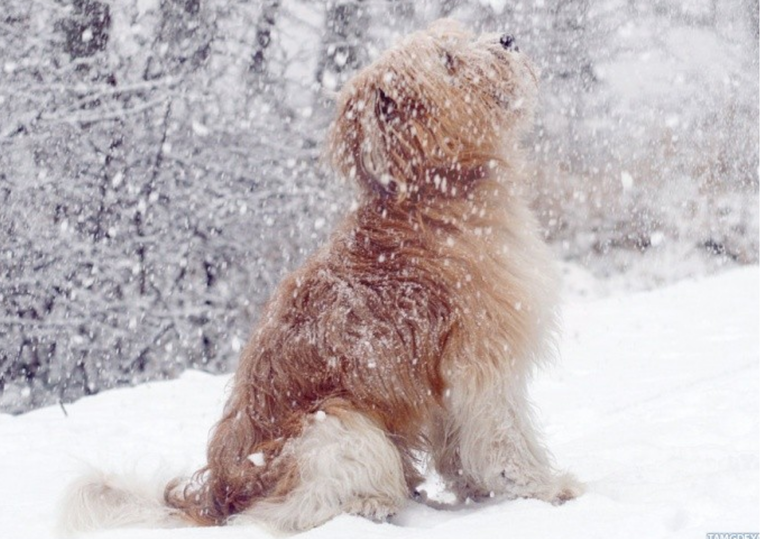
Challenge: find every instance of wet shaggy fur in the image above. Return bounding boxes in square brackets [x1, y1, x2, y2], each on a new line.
[59, 19, 581, 534]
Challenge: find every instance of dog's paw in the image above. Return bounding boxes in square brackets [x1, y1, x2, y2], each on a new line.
[343, 495, 400, 522]
[538, 472, 584, 505]
[495, 470, 584, 505]
[446, 476, 496, 503]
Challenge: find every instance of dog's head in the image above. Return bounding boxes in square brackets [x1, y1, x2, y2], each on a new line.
[327, 19, 538, 201]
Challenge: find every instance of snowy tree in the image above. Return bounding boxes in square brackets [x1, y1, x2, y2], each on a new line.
[0, 0, 757, 412]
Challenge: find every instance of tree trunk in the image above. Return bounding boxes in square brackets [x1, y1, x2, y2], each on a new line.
[316, 0, 368, 91]
[251, 0, 281, 77]
[60, 0, 110, 60]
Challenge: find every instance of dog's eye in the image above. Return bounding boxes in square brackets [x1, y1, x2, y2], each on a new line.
[442, 51, 456, 72]
[377, 88, 398, 120]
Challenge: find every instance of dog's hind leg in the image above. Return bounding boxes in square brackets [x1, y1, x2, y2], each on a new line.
[235, 400, 408, 531]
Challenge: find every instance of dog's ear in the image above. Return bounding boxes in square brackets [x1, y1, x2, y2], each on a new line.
[376, 88, 399, 121]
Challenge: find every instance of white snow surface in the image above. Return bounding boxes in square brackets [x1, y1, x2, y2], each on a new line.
[1, 267, 758, 538]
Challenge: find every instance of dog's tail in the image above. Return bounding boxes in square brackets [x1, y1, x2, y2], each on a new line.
[58, 392, 302, 533]
[57, 468, 186, 534]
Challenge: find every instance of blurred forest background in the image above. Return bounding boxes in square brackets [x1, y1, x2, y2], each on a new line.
[1, 0, 757, 413]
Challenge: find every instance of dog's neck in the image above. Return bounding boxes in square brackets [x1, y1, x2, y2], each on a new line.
[353, 165, 517, 239]
[362, 162, 512, 204]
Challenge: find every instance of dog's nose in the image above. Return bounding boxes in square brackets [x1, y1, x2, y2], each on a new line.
[499, 34, 519, 52]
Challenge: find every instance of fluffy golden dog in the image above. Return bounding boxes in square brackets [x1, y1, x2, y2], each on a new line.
[61, 19, 580, 533]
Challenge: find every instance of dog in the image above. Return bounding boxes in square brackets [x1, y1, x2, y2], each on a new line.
[59, 19, 581, 533]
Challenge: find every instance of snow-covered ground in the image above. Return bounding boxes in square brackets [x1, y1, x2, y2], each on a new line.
[1, 266, 757, 538]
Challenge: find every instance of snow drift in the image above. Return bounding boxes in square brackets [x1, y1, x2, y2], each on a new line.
[0, 266, 757, 538]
